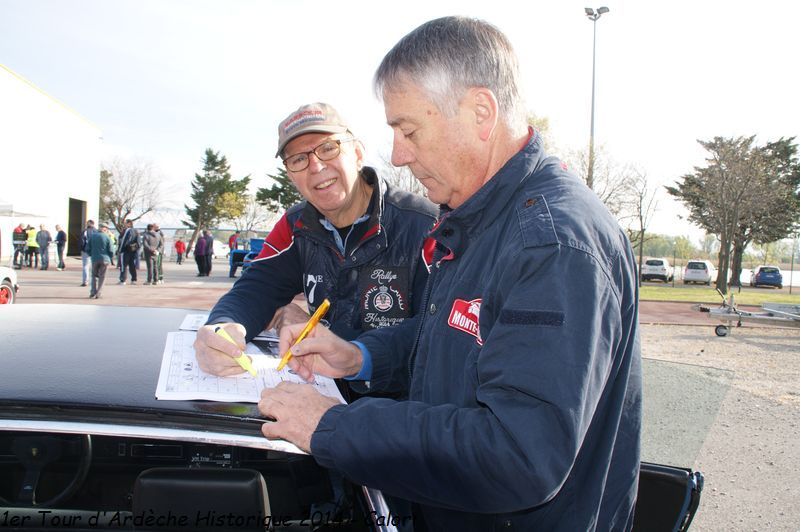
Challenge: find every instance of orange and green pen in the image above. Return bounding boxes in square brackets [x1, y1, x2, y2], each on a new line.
[276, 298, 331, 371]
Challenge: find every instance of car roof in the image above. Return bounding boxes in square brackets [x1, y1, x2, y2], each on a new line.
[0, 305, 267, 446]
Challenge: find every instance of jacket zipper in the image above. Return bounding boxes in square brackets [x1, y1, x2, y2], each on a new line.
[407, 256, 439, 382]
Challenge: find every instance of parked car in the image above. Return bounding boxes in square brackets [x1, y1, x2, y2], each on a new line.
[683, 260, 716, 285]
[0, 266, 19, 304]
[0, 304, 705, 532]
[750, 265, 783, 289]
[241, 237, 265, 271]
[641, 258, 673, 283]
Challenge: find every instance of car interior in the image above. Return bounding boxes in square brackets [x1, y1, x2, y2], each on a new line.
[0, 431, 376, 532]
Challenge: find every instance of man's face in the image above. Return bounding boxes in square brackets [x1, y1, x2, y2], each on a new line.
[283, 133, 364, 221]
[384, 82, 485, 209]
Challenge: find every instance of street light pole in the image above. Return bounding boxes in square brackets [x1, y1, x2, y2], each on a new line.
[585, 6, 610, 191]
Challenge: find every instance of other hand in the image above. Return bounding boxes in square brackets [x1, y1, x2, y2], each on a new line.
[268, 302, 312, 331]
[259, 382, 339, 453]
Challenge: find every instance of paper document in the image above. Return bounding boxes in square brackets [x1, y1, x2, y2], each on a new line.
[178, 313, 279, 341]
[156, 331, 344, 404]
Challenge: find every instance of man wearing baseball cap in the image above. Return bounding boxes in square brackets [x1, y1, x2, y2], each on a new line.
[195, 102, 438, 387]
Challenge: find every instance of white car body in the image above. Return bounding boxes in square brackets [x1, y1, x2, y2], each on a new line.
[0, 266, 19, 304]
[683, 260, 716, 285]
[641, 258, 673, 282]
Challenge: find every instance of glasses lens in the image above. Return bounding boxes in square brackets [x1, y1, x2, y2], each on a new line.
[315, 141, 341, 162]
[285, 153, 308, 172]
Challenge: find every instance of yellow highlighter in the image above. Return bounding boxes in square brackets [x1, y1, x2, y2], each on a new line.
[276, 298, 331, 371]
[214, 326, 257, 376]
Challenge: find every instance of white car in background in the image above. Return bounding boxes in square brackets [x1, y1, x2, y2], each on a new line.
[683, 260, 716, 285]
[0, 266, 19, 304]
[641, 258, 674, 283]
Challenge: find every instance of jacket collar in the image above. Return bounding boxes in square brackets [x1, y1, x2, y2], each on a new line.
[430, 129, 546, 257]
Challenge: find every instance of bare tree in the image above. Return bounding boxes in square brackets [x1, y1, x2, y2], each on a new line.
[623, 169, 658, 285]
[373, 151, 427, 197]
[700, 233, 719, 258]
[566, 145, 636, 218]
[222, 194, 281, 234]
[100, 157, 162, 233]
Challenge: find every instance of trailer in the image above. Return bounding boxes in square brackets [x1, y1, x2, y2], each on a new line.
[692, 290, 800, 336]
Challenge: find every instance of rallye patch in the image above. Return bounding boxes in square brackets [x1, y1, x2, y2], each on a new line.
[448, 298, 483, 345]
[358, 266, 410, 329]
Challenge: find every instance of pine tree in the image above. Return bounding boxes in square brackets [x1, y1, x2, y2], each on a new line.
[255, 168, 303, 212]
[184, 148, 251, 251]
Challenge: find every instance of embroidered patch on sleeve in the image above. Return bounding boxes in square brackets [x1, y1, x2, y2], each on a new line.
[500, 309, 564, 327]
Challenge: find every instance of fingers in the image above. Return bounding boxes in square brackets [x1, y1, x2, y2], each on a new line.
[258, 383, 338, 453]
[194, 323, 248, 376]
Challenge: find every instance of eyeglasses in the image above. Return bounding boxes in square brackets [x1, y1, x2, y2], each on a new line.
[282, 138, 355, 172]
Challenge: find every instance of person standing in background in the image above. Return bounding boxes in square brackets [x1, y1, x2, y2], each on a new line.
[12, 223, 27, 269]
[142, 223, 160, 285]
[174, 237, 186, 265]
[25, 225, 39, 269]
[36, 224, 52, 270]
[55, 224, 67, 270]
[194, 231, 208, 277]
[203, 230, 214, 276]
[154, 223, 165, 284]
[117, 219, 139, 285]
[86, 223, 114, 299]
[79, 220, 95, 286]
[228, 230, 239, 252]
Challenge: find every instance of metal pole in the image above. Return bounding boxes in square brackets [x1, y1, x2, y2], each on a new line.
[585, 7, 609, 190]
[790, 233, 797, 295]
[588, 17, 597, 190]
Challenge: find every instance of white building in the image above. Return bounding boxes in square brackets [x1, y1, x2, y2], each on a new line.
[0, 64, 102, 262]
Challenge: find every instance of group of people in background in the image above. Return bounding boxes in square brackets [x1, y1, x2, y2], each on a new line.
[10, 221, 220, 299]
[114, 219, 167, 286]
[12, 222, 66, 271]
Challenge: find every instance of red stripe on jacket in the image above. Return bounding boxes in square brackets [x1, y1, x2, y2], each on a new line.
[257, 213, 294, 259]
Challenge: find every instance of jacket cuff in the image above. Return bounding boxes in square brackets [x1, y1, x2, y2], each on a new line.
[310, 403, 348, 469]
[355, 333, 392, 390]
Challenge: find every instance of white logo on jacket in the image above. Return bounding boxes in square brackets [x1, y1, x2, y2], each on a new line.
[448, 298, 483, 345]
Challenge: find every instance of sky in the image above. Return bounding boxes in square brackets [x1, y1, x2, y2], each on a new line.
[2, 0, 799, 240]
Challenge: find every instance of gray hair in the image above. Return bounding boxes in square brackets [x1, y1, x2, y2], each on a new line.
[374, 16, 527, 132]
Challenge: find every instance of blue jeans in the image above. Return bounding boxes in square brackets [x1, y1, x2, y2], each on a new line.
[81, 252, 91, 284]
[57, 243, 65, 269]
[40, 247, 49, 269]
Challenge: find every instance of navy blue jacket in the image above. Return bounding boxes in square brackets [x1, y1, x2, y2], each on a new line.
[312, 134, 642, 531]
[208, 168, 438, 343]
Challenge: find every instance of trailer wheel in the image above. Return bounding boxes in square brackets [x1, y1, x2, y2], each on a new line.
[715, 325, 729, 337]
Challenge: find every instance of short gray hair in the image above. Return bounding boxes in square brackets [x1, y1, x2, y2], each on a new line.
[374, 16, 527, 131]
